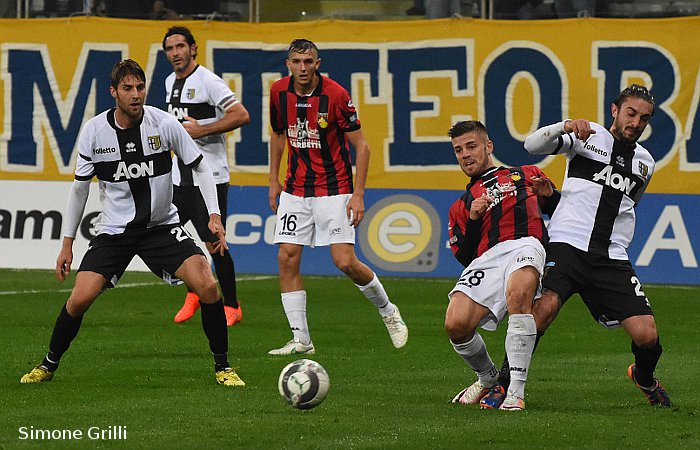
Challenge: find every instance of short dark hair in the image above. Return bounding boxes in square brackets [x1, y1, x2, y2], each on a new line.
[110, 59, 145, 89]
[448, 120, 489, 139]
[163, 26, 196, 51]
[287, 39, 319, 57]
[614, 84, 655, 116]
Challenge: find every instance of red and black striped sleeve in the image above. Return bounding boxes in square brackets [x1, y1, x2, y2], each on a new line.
[448, 191, 482, 268]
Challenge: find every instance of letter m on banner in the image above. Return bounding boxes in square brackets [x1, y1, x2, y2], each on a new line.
[1, 44, 122, 174]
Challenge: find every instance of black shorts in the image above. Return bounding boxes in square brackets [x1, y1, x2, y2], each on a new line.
[78, 224, 204, 288]
[172, 183, 229, 244]
[542, 242, 653, 328]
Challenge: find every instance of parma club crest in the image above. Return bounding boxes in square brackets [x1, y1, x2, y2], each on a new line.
[186, 89, 195, 100]
[639, 161, 649, 177]
[148, 135, 162, 151]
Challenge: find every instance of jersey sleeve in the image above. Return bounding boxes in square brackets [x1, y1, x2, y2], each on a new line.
[524, 120, 576, 158]
[74, 121, 96, 181]
[269, 81, 286, 133]
[448, 195, 482, 268]
[333, 87, 361, 132]
[206, 72, 239, 113]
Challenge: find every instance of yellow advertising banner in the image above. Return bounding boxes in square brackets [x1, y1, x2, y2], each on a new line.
[1, 16, 699, 193]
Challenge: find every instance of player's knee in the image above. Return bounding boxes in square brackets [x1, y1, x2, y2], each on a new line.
[196, 278, 220, 304]
[632, 328, 659, 348]
[66, 298, 90, 316]
[444, 315, 473, 342]
[505, 291, 534, 314]
[332, 254, 355, 275]
[277, 249, 300, 271]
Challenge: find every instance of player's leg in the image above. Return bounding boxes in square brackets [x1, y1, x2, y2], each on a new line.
[175, 253, 243, 386]
[268, 242, 316, 355]
[172, 186, 201, 323]
[494, 288, 558, 395]
[330, 243, 408, 349]
[204, 240, 241, 326]
[494, 243, 576, 400]
[208, 183, 241, 325]
[20, 272, 107, 384]
[582, 261, 670, 406]
[500, 265, 540, 410]
[142, 224, 242, 386]
[269, 192, 316, 355]
[622, 314, 671, 407]
[21, 233, 133, 384]
[445, 291, 498, 404]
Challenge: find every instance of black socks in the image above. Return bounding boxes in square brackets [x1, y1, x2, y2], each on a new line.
[211, 250, 238, 308]
[42, 304, 84, 372]
[631, 338, 662, 388]
[200, 298, 230, 371]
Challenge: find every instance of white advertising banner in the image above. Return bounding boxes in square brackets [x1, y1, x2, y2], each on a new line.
[0, 180, 150, 271]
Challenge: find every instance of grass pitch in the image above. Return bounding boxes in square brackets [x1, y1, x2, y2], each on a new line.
[1, 269, 698, 449]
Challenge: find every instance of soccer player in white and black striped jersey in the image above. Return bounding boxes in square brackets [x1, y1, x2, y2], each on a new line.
[20, 59, 244, 387]
[163, 26, 250, 327]
[521, 84, 671, 407]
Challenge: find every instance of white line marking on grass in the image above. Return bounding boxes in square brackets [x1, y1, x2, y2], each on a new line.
[0, 275, 277, 296]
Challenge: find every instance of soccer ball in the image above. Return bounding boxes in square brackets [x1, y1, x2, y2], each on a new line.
[278, 359, 330, 410]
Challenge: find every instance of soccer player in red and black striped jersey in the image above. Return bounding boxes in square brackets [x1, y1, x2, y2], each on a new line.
[446, 120, 559, 411]
[267, 39, 408, 355]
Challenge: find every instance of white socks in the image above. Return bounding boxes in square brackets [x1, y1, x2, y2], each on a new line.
[281, 290, 311, 344]
[505, 313, 537, 399]
[452, 332, 498, 386]
[357, 274, 396, 317]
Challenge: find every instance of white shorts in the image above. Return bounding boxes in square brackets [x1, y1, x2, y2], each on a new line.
[448, 236, 545, 331]
[273, 191, 355, 247]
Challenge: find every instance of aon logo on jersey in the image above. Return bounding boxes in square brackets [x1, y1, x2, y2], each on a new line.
[114, 161, 154, 181]
[168, 104, 188, 120]
[592, 165, 636, 195]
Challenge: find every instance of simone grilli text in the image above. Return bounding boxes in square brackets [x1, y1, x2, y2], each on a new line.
[18, 425, 127, 440]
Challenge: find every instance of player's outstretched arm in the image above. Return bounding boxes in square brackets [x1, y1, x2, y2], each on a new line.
[524, 119, 595, 155]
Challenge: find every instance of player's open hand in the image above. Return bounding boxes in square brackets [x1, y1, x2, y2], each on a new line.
[208, 214, 228, 256]
[346, 193, 365, 228]
[564, 119, 596, 141]
[182, 116, 205, 140]
[528, 176, 554, 197]
[469, 193, 494, 220]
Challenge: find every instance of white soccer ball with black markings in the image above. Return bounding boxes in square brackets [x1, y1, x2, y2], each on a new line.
[278, 359, 330, 410]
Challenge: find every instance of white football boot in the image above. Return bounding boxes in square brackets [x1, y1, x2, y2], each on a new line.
[451, 380, 492, 404]
[382, 307, 408, 349]
[268, 339, 315, 356]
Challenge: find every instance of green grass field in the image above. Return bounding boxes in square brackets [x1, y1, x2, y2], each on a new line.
[1, 269, 698, 449]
